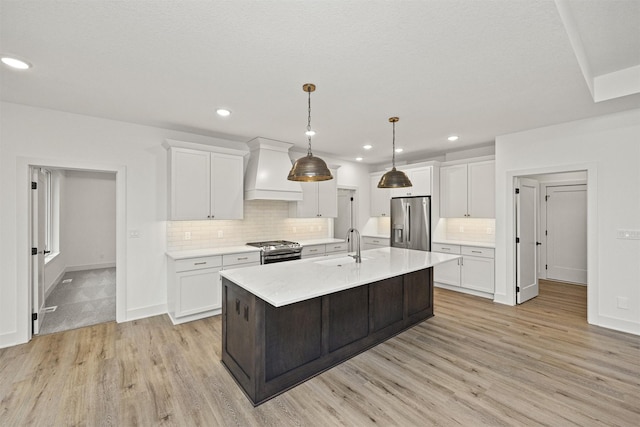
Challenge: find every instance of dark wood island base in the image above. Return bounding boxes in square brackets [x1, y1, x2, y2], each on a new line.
[221, 268, 433, 406]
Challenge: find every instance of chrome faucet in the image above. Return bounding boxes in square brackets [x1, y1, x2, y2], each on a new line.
[345, 227, 362, 263]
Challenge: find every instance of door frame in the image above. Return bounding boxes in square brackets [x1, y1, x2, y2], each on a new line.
[18, 156, 126, 343]
[335, 185, 359, 238]
[504, 162, 596, 325]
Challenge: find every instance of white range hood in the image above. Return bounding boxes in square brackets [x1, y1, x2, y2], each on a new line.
[244, 137, 303, 201]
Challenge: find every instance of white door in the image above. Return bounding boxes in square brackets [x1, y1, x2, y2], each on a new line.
[516, 178, 538, 303]
[546, 185, 587, 284]
[335, 189, 355, 242]
[31, 168, 47, 334]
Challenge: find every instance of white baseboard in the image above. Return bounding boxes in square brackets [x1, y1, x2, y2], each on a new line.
[594, 315, 640, 336]
[434, 282, 494, 299]
[66, 262, 116, 272]
[45, 269, 67, 299]
[126, 303, 167, 322]
[0, 330, 25, 350]
[167, 308, 221, 325]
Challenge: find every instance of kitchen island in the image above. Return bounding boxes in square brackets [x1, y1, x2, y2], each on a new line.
[219, 247, 460, 405]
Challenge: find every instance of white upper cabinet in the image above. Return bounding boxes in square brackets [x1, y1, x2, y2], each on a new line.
[440, 160, 495, 218]
[370, 172, 390, 217]
[169, 147, 244, 220]
[289, 169, 338, 218]
[390, 166, 432, 198]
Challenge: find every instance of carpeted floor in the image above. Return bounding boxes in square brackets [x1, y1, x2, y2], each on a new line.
[40, 267, 116, 335]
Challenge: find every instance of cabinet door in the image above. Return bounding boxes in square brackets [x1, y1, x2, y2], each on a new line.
[370, 173, 390, 217]
[461, 256, 494, 293]
[434, 258, 461, 286]
[409, 167, 432, 196]
[468, 160, 495, 218]
[290, 182, 319, 218]
[440, 164, 468, 218]
[211, 153, 244, 219]
[170, 148, 211, 220]
[317, 174, 337, 217]
[175, 267, 221, 317]
[390, 167, 431, 197]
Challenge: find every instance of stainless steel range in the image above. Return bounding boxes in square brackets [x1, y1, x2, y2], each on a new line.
[246, 240, 302, 264]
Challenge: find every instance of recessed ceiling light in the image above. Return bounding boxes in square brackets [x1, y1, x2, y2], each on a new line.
[395, 148, 403, 153]
[216, 108, 231, 117]
[363, 144, 372, 150]
[1, 56, 31, 70]
[447, 135, 459, 141]
[305, 130, 316, 136]
[355, 157, 363, 161]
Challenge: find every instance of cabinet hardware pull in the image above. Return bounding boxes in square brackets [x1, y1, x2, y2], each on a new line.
[243, 305, 249, 321]
[194, 262, 207, 265]
[237, 257, 248, 260]
[235, 299, 240, 314]
[441, 248, 450, 251]
[472, 250, 481, 253]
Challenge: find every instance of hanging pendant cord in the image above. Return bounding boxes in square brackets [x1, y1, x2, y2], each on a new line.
[391, 120, 396, 168]
[307, 88, 313, 156]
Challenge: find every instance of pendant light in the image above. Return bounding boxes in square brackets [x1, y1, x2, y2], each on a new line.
[288, 83, 333, 182]
[378, 117, 412, 188]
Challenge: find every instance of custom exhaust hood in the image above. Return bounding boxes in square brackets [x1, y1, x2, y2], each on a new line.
[244, 138, 303, 201]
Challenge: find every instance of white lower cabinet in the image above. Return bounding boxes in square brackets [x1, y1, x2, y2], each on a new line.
[301, 242, 348, 259]
[362, 236, 390, 250]
[167, 251, 260, 324]
[433, 243, 494, 298]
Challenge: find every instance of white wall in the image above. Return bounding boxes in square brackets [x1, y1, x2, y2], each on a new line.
[0, 102, 374, 348]
[0, 102, 245, 348]
[62, 170, 116, 269]
[495, 109, 640, 335]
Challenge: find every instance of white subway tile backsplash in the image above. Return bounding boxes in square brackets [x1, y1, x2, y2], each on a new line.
[167, 200, 330, 251]
[444, 218, 495, 243]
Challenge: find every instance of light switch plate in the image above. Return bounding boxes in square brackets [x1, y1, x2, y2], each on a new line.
[616, 229, 640, 240]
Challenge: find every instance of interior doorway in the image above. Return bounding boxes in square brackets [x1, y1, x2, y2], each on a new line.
[335, 188, 357, 248]
[514, 171, 588, 309]
[29, 167, 118, 335]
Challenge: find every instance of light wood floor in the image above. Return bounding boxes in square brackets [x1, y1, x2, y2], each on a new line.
[1, 281, 638, 426]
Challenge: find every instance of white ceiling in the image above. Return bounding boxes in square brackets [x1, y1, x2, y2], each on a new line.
[1, 0, 639, 165]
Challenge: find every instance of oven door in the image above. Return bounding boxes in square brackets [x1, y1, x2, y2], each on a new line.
[262, 252, 302, 264]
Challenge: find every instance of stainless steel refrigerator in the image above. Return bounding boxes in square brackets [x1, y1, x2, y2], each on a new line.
[390, 196, 431, 251]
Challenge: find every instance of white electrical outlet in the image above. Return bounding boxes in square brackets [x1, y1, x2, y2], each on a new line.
[184, 231, 191, 240]
[293, 227, 297, 233]
[459, 226, 464, 232]
[617, 296, 629, 310]
[217, 230, 224, 238]
[486, 228, 492, 234]
[129, 230, 141, 238]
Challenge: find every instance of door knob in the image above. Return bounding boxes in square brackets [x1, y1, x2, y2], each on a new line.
[536, 242, 542, 246]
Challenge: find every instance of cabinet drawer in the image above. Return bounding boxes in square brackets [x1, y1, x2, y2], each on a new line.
[326, 242, 348, 253]
[223, 252, 261, 267]
[461, 246, 494, 258]
[302, 245, 326, 257]
[363, 237, 390, 246]
[432, 243, 461, 254]
[175, 256, 222, 272]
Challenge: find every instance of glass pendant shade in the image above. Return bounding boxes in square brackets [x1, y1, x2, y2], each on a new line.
[288, 83, 333, 182]
[378, 167, 412, 188]
[288, 153, 333, 181]
[378, 116, 412, 188]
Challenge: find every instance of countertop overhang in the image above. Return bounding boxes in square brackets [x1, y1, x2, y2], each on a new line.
[220, 247, 460, 307]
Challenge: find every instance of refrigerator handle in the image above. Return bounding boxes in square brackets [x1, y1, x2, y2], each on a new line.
[407, 204, 411, 243]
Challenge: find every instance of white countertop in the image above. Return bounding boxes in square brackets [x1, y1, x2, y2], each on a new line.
[166, 245, 260, 260]
[297, 238, 346, 246]
[362, 234, 390, 239]
[220, 247, 460, 307]
[432, 239, 495, 248]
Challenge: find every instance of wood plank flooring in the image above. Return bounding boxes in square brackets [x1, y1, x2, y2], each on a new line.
[1, 281, 638, 426]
